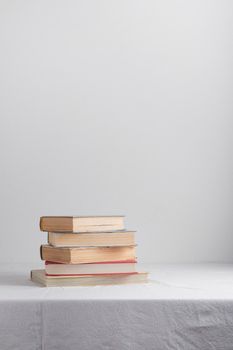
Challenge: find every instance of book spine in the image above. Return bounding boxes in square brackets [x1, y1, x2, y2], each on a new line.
[39, 217, 44, 231]
[40, 245, 43, 260]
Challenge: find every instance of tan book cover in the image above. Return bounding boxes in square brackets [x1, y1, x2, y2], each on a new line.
[40, 245, 136, 264]
[40, 216, 125, 233]
[45, 261, 137, 275]
[48, 231, 135, 247]
[31, 269, 148, 287]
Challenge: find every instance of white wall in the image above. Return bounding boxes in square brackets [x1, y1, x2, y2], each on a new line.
[0, 0, 233, 263]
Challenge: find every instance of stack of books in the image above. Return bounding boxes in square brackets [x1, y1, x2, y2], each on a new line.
[31, 216, 148, 287]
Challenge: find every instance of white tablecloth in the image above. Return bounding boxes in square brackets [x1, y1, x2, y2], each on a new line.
[1, 263, 233, 349]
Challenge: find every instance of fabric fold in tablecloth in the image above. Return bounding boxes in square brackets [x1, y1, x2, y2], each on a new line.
[1, 299, 233, 350]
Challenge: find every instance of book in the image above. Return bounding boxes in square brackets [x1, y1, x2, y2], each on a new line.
[40, 245, 136, 264]
[31, 269, 148, 287]
[48, 231, 135, 247]
[45, 260, 137, 275]
[40, 216, 124, 233]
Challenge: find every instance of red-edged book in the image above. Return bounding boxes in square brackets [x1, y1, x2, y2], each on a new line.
[45, 260, 137, 276]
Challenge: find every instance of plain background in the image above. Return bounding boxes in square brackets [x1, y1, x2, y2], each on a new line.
[0, 0, 233, 263]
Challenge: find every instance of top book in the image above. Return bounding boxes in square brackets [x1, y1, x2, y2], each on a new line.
[40, 216, 125, 233]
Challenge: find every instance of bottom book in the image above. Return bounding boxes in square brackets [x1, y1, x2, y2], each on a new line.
[31, 269, 148, 287]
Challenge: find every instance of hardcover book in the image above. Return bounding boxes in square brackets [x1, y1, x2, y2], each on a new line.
[31, 269, 148, 287]
[41, 245, 136, 264]
[45, 260, 137, 275]
[40, 216, 124, 233]
[48, 231, 135, 247]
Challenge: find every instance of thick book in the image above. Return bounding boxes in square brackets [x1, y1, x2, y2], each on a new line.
[48, 231, 135, 247]
[40, 245, 136, 264]
[31, 269, 148, 287]
[40, 216, 124, 233]
[45, 260, 137, 275]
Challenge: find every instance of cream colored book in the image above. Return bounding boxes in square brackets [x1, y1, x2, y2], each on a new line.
[31, 269, 148, 287]
[45, 261, 137, 275]
[48, 231, 135, 247]
[41, 245, 136, 264]
[40, 216, 124, 233]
